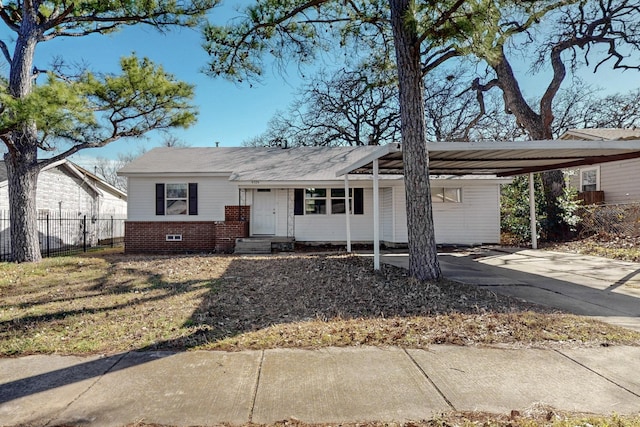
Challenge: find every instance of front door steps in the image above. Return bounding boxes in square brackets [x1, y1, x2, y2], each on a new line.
[234, 237, 295, 254]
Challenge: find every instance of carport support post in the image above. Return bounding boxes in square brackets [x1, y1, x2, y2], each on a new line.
[373, 159, 380, 270]
[344, 174, 351, 253]
[529, 172, 538, 249]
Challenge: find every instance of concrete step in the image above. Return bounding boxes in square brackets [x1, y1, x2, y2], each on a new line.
[234, 238, 272, 254]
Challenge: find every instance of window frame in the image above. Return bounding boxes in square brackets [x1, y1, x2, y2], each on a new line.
[431, 187, 462, 203]
[294, 188, 363, 216]
[304, 188, 328, 215]
[580, 166, 600, 192]
[165, 183, 189, 215]
[155, 183, 198, 216]
[329, 188, 354, 215]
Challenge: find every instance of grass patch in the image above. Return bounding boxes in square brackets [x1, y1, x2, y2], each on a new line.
[1, 251, 639, 356]
[550, 235, 640, 263]
[128, 411, 640, 427]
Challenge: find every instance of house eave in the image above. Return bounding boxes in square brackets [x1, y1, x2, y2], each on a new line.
[118, 171, 233, 178]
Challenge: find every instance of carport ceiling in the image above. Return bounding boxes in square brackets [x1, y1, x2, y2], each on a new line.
[339, 140, 640, 177]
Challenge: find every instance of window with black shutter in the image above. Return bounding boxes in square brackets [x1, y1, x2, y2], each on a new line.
[353, 188, 364, 215]
[188, 183, 198, 215]
[294, 189, 304, 215]
[155, 183, 198, 215]
[155, 183, 165, 215]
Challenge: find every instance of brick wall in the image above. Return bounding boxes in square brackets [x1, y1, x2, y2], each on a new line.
[214, 220, 250, 252]
[225, 205, 251, 222]
[125, 222, 216, 254]
[125, 205, 251, 254]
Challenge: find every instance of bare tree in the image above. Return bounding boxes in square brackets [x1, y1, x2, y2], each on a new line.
[465, 0, 640, 239]
[246, 66, 400, 147]
[93, 153, 137, 192]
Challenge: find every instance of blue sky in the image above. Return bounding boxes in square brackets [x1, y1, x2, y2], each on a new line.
[28, 2, 308, 164]
[2, 1, 638, 167]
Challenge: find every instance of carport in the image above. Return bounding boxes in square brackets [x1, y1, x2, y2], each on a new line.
[336, 140, 640, 269]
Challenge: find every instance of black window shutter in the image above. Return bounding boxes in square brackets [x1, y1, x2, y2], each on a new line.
[294, 189, 304, 215]
[155, 183, 165, 216]
[354, 188, 364, 215]
[188, 183, 198, 215]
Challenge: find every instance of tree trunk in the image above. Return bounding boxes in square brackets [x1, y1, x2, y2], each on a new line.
[491, 49, 565, 241]
[5, 19, 43, 262]
[389, 0, 441, 281]
[5, 134, 42, 262]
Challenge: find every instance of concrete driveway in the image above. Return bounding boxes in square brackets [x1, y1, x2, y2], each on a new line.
[381, 248, 640, 332]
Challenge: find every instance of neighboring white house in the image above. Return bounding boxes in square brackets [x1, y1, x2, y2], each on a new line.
[118, 145, 510, 254]
[560, 128, 640, 204]
[0, 159, 127, 216]
[0, 159, 127, 256]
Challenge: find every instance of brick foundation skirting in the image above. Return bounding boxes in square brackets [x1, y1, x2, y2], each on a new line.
[125, 220, 249, 254]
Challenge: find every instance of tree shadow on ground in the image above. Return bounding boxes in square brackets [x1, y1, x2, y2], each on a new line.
[138, 253, 552, 350]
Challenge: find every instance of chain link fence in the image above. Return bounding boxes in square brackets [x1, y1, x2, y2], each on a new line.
[0, 211, 126, 261]
[576, 203, 640, 238]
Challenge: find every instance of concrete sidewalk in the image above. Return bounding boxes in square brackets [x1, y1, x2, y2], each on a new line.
[2, 345, 640, 426]
[382, 248, 640, 331]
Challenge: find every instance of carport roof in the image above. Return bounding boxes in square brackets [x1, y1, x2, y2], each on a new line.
[336, 140, 640, 177]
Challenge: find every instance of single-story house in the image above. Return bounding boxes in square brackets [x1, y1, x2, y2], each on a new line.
[0, 159, 127, 255]
[560, 128, 640, 204]
[118, 145, 510, 254]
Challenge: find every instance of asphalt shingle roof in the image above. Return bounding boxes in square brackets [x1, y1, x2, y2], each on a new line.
[118, 146, 383, 181]
[560, 128, 640, 141]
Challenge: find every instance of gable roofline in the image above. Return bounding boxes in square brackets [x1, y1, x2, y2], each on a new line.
[0, 159, 127, 199]
[68, 161, 127, 199]
[559, 128, 640, 141]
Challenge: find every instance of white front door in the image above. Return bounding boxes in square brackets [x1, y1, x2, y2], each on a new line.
[253, 189, 276, 235]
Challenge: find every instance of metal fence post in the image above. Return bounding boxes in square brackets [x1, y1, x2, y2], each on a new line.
[46, 214, 50, 258]
[111, 215, 114, 248]
[83, 215, 87, 253]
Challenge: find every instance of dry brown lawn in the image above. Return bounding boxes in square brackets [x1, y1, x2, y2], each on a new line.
[1, 249, 639, 356]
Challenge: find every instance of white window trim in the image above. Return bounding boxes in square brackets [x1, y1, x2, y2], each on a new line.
[304, 188, 353, 215]
[166, 183, 188, 216]
[431, 187, 463, 203]
[580, 166, 600, 192]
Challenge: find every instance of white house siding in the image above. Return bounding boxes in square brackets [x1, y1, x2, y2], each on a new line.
[599, 158, 640, 204]
[99, 188, 127, 216]
[387, 182, 501, 245]
[39, 168, 96, 215]
[569, 159, 640, 204]
[0, 167, 101, 215]
[0, 186, 7, 211]
[127, 176, 239, 221]
[294, 188, 379, 242]
[382, 188, 394, 242]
